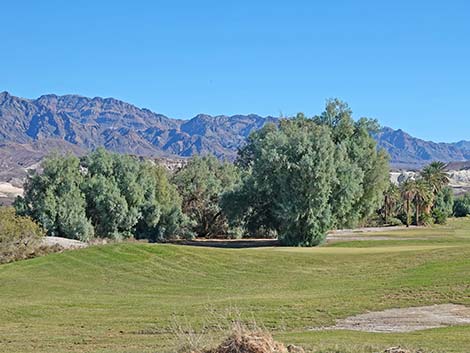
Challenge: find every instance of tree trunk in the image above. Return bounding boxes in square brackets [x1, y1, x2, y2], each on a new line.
[406, 199, 410, 227]
[416, 205, 420, 226]
[384, 196, 388, 225]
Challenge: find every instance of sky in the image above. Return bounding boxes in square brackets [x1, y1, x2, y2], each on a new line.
[1, 0, 469, 142]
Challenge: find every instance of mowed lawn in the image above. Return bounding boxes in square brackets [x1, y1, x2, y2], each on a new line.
[1, 219, 470, 353]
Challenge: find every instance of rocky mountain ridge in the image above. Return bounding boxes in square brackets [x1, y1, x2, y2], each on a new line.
[1, 91, 469, 183]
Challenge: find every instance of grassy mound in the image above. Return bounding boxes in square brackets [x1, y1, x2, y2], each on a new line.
[0, 219, 470, 352]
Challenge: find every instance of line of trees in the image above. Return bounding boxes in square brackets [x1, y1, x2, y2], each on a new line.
[381, 162, 453, 226]
[15, 149, 186, 241]
[12, 100, 463, 246]
[14, 100, 390, 246]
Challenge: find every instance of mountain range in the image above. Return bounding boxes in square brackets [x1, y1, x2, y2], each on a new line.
[1, 91, 469, 183]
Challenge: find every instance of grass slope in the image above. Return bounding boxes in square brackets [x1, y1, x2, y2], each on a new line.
[1, 219, 470, 352]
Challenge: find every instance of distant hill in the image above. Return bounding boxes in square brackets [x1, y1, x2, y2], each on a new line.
[1, 91, 469, 183]
[375, 127, 470, 170]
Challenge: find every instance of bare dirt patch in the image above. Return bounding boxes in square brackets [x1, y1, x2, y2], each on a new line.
[317, 304, 470, 333]
[327, 226, 427, 242]
[172, 226, 429, 248]
[42, 236, 88, 249]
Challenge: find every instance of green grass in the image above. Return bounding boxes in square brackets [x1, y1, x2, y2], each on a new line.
[1, 219, 470, 352]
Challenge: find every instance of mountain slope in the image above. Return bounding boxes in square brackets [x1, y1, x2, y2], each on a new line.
[1, 91, 469, 183]
[375, 127, 470, 169]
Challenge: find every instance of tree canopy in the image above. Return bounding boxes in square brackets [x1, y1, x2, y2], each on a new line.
[223, 100, 389, 246]
[173, 155, 241, 238]
[15, 149, 184, 241]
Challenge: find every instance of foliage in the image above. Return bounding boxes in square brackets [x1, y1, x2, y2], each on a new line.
[15, 149, 184, 241]
[399, 179, 416, 227]
[393, 161, 452, 226]
[224, 100, 389, 246]
[173, 155, 241, 238]
[453, 193, 470, 217]
[386, 216, 403, 226]
[381, 183, 401, 225]
[432, 187, 454, 224]
[413, 179, 434, 226]
[0, 207, 45, 264]
[14, 154, 94, 241]
[313, 101, 390, 227]
[421, 161, 449, 193]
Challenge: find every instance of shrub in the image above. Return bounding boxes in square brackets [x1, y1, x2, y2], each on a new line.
[0, 207, 45, 264]
[432, 209, 448, 225]
[387, 217, 403, 226]
[453, 193, 470, 217]
[432, 187, 454, 224]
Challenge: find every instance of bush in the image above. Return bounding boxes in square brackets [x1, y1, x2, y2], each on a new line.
[0, 207, 45, 264]
[454, 193, 470, 217]
[432, 187, 454, 224]
[387, 217, 403, 226]
[432, 209, 448, 224]
[417, 212, 434, 226]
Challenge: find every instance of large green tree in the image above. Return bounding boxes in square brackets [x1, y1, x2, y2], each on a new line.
[314, 99, 389, 228]
[225, 100, 389, 246]
[16, 149, 184, 241]
[15, 154, 94, 241]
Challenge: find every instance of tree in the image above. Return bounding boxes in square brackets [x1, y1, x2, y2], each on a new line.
[418, 161, 451, 224]
[136, 163, 186, 241]
[382, 183, 400, 225]
[453, 193, 470, 217]
[413, 180, 434, 226]
[225, 101, 389, 246]
[421, 161, 449, 193]
[173, 155, 240, 238]
[432, 186, 454, 224]
[84, 174, 131, 239]
[15, 154, 94, 241]
[229, 117, 336, 245]
[400, 179, 416, 227]
[16, 149, 185, 241]
[314, 100, 389, 228]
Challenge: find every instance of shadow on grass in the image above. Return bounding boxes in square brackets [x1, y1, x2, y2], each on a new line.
[168, 238, 280, 249]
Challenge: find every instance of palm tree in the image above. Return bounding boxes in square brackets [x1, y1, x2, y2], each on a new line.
[421, 161, 449, 194]
[413, 180, 434, 226]
[400, 179, 416, 227]
[383, 183, 400, 224]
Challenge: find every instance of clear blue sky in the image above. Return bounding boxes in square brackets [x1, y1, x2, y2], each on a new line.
[1, 0, 469, 142]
